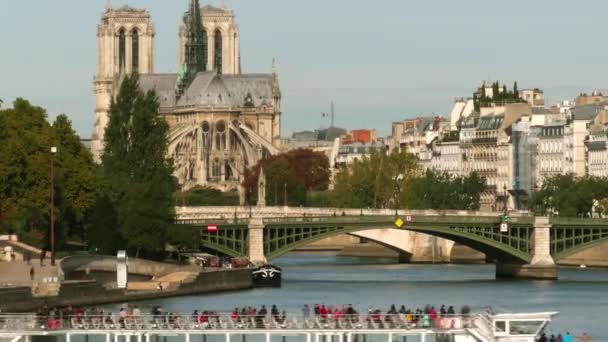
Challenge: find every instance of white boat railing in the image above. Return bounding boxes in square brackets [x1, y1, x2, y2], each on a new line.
[0, 313, 474, 332]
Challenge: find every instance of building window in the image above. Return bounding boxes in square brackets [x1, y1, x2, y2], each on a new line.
[202, 30, 208, 71]
[214, 30, 222, 73]
[215, 120, 226, 150]
[132, 29, 139, 72]
[118, 28, 126, 73]
[212, 159, 221, 178]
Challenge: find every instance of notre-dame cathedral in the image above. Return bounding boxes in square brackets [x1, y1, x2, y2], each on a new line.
[91, 0, 282, 193]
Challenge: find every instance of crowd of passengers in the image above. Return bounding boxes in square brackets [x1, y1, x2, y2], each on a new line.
[302, 304, 469, 328]
[29, 303, 471, 330]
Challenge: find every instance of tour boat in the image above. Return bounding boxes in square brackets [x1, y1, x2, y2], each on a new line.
[0, 310, 560, 342]
[252, 264, 282, 287]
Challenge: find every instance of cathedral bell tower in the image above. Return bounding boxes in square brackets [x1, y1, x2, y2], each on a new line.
[92, 3, 156, 162]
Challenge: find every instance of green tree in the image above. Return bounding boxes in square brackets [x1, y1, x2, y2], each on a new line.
[529, 174, 608, 217]
[243, 149, 330, 205]
[100, 74, 176, 255]
[404, 170, 485, 210]
[265, 159, 306, 206]
[331, 149, 419, 209]
[513, 81, 519, 98]
[0, 99, 98, 247]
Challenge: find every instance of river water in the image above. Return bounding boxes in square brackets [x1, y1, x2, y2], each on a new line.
[109, 252, 608, 340]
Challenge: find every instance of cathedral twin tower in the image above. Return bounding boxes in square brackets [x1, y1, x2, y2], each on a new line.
[92, 0, 282, 192]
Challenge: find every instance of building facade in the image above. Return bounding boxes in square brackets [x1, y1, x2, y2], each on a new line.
[92, 1, 282, 193]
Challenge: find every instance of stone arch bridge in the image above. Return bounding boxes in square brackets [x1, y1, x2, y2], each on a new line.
[176, 207, 608, 279]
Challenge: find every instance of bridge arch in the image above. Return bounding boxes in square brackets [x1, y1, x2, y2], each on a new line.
[262, 219, 532, 263]
[195, 216, 534, 264]
[550, 219, 608, 262]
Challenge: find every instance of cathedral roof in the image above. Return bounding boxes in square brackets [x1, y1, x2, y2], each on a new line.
[140, 72, 275, 110]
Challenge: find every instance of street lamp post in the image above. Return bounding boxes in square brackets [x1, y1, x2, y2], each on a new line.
[50, 146, 57, 266]
[502, 184, 508, 214]
[393, 174, 404, 217]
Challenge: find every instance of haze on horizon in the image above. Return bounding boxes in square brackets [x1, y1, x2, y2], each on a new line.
[1, 0, 607, 137]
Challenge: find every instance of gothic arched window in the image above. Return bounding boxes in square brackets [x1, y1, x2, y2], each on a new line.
[214, 30, 223, 74]
[212, 159, 221, 178]
[132, 28, 139, 72]
[118, 28, 126, 74]
[202, 30, 208, 71]
[215, 120, 227, 151]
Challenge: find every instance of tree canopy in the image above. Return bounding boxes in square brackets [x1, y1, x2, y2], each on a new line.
[0, 99, 98, 247]
[243, 149, 330, 206]
[331, 149, 419, 209]
[529, 174, 608, 217]
[331, 150, 486, 210]
[405, 169, 486, 211]
[93, 74, 176, 255]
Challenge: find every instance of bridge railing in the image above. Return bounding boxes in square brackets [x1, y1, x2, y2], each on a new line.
[0, 313, 475, 332]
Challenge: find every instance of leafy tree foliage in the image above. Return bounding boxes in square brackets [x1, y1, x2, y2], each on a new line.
[529, 174, 608, 217]
[243, 149, 330, 205]
[330, 149, 419, 209]
[175, 186, 239, 206]
[99, 74, 176, 254]
[264, 159, 306, 206]
[475, 81, 524, 109]
[405, 170, 486, 210]
[0, 99, 98, 247]
[331, 150, 486, 210]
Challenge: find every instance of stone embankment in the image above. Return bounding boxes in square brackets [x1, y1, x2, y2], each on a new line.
[0, 255, 253, 312]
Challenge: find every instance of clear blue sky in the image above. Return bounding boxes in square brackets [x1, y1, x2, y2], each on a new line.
[1, 0, 607, 137]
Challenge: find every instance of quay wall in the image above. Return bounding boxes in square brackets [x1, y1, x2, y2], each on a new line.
[0, 269, 252, 312]
[60, 255, 200, 277]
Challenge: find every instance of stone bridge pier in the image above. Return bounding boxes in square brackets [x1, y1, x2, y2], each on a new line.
[248, 218, 267, 265]
[496, 217, 558, 280]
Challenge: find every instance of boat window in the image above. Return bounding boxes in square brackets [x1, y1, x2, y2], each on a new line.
[509, 320, 544, 335]
[495, 320, 507, 333]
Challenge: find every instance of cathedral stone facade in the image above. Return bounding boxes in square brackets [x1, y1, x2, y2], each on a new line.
[92, 0, 282, 193]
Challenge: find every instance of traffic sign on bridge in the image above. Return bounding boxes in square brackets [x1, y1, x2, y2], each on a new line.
[394, 215, 413, 228]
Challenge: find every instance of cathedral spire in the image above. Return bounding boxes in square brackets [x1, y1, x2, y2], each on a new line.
[184, 0, 206, 74]
[177, 0, 207, 97]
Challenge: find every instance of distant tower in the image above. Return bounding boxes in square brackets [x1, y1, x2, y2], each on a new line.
[92, 4, 155, 161]
[183, 0, 206, 73]
[179, 1, 241, 75]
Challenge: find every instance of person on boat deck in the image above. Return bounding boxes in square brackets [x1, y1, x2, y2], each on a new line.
[563, 332, 573, 342]
[578, 332, 591, 342]
[231, 309, 238, 321]
[302, 304, 310, 318]
[549, 334, 556, 342]
[422, 313, 430, 328]
[447, 306, 455, 315]
[556, 334, 563, 342]
[429, 307, 437, 321]
[538, 333, 548, 342]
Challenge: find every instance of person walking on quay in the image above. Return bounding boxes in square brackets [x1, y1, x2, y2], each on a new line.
[39, 249, 46, 267]
[30, 266, 35, 281]
[25, 252, 31, 265]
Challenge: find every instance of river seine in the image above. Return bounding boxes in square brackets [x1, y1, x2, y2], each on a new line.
[110, 252, 608, 340]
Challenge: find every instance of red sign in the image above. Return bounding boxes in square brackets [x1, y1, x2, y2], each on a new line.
[207, 224, 218, 232]
[405, 215, 413, 223]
